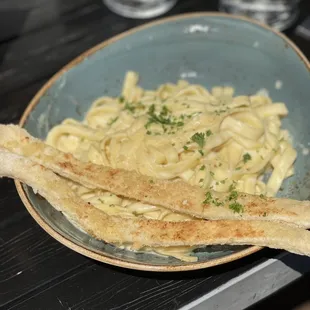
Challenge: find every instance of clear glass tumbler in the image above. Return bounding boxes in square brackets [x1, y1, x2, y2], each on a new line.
[103, 0, 178, 19]
[219, 0, 300, 31]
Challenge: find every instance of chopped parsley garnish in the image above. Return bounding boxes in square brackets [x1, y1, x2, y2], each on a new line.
[235, 167, 241, 171]
[199, 178, 204, 183]
[229, 202, 244, 213]
[203, 191, 224, 206]
[149, 179, 154, 184]
[124, 103, 136, 113]
[226, 182, 244, 213]
[229, 190, 238, 201]
[215, 109, 227, 115]
[206, 130, 213, 137]
[198, 150, 204, 156]
[220, 179, 226, 184]
[263, 212, 267, 217]
[119, 96, 125, 103]
[213, 198, 224, 207]
[148, 104, 155, 114]
[200, 165, 206, 171]
[161, 105, 170, 116]
[183, 145, 189, 151]
[229, 183, 236, 192]
[203, 191, 213, 204]
[145, 104, 185, 132]
[243, 153, 252, 163]
[135, 101, 145, 110]
[108, 117, 118, 126]
[191, 132, 206, 148]
[259, 194, 267, 200]
[210, 171, 215, 177]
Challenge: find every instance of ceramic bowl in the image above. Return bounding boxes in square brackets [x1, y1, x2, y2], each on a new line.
[16, 13, 310, 272]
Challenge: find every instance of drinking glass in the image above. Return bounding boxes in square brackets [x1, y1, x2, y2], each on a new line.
[219, 0, 301, 31]
[103, 0, 178, 19]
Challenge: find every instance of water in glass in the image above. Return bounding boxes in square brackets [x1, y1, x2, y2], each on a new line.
[103, 0, 178, 19]
[219, 0, 300, 30]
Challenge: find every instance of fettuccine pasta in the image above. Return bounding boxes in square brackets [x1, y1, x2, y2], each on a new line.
[46, 71, 296, 261]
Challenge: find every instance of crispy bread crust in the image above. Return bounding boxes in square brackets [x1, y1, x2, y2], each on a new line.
[1, 125, 310, 228]
[1, 149, 310, 256]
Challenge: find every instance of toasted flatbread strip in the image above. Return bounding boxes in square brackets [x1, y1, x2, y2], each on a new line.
[2, 148, 310, 257]
[1, 124, 310, 228]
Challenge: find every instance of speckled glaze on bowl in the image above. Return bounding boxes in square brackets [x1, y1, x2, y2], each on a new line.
[16, 13, 310, 272]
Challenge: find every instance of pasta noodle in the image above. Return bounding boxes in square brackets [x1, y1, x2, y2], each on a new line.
[46, 71, 297, 261]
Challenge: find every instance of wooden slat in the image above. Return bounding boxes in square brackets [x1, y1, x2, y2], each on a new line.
[0, 0, 214, 96]
[0, 78, 91, 308]
[0, 179, 91, 308]
[0, 0, 97, 41]
[7, 252, 270, 310]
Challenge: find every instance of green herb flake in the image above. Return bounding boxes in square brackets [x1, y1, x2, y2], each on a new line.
[191, 132, 206, 149]
[183, 145, 189, 151]
[229, 184, 236, 192]
[149, 179, 154, 184]
[108, 117, 118, 126]
[199, 178, 204, 183]
[160, 105, 170, 116]
[263, 212, 267, 217]
[220, 180, 226, 184]
[229, 190, 238, 201]
[145, 104, 184, 130]
[148, 104, 155, 114]
[136, 101, 145, 110]
[236, 167, 242, 171]
[229, 202, 244, 213]
[200, 165, 206, 171]
[124, 103, 136, 113]
[210, 171, 215, 177]
[243, 153, 252, 163]
[119, 96, 125, 103]
[198, 150, 204, 156]
[212, 198, 224, 207]
[259, 194, 267, 200]
[206, 130, 213, 137]
[203, 191, 213, 204]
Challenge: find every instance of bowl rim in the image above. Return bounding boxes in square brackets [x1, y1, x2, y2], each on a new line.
[15, 12, 310, 272]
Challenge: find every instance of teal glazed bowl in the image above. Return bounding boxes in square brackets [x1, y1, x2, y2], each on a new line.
[16, 13, 310, 272]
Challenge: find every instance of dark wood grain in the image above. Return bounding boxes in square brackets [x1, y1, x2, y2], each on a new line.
[0, 0, 96, 41]
[0, 0, 216, 96]
[6, 251, 273, 310]
[0, 179, 92, 308]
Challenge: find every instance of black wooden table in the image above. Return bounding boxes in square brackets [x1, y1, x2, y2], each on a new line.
[1, 1, 310, 309]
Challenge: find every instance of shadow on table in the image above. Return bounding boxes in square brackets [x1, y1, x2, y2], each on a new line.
[93, 249, 310, 282]
[0, 9, 29, 63]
